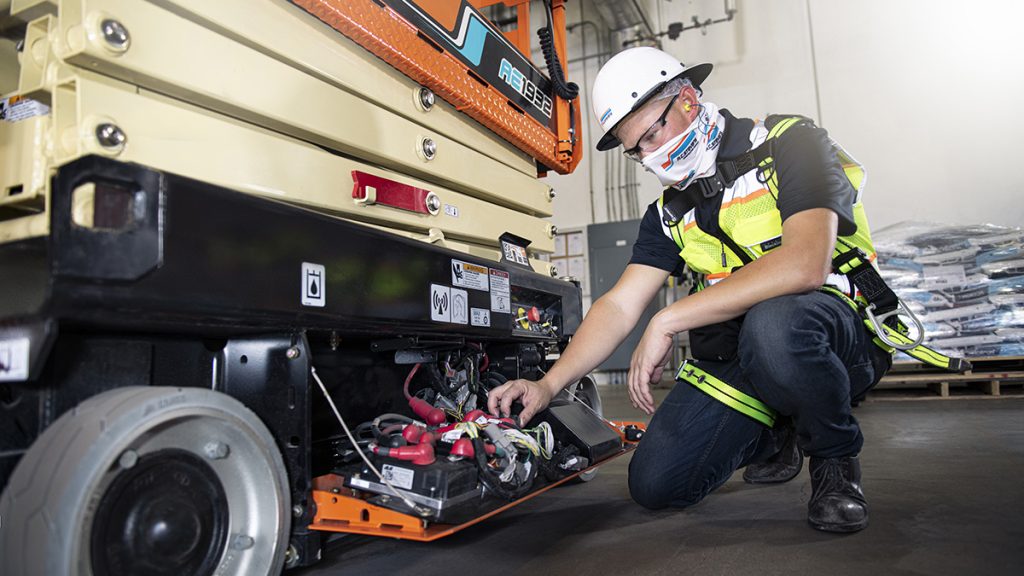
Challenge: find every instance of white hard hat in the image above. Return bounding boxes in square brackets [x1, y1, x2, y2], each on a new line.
[591, 47, 712, 151]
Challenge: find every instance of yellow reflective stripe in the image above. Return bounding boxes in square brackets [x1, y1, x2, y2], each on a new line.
[676, 362, 777, 427]
[767, 116, 801, 140]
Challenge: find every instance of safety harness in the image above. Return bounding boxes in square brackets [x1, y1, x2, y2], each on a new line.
[664, 115, 971, 426]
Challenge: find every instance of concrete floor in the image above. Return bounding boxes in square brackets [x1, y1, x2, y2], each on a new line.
[299, 386, 1024, 576]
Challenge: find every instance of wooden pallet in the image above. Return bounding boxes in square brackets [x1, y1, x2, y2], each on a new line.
[873, 356, 1024, 398]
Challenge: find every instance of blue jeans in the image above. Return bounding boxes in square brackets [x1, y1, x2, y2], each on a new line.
[628, 291, 891, 509]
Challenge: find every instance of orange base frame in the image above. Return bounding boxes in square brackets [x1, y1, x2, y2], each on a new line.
[308, 422, 645, 542]
[293, 0, 581, 175]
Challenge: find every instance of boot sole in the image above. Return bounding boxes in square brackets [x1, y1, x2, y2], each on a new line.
[808, 518, 868, 533]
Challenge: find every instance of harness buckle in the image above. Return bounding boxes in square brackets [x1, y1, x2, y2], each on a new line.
[865, 299, 925, 351]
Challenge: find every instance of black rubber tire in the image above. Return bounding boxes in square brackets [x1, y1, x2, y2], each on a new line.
[0, 386, 291, 576]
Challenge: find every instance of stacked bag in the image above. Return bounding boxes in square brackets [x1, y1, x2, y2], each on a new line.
[873, 222, 1024, 359]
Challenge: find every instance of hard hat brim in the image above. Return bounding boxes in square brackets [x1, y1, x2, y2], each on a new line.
[595, 62, 713, 152]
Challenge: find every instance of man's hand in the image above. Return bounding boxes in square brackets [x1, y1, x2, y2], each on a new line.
[487, 378, 556, 426]
[628, 317, 675, 415]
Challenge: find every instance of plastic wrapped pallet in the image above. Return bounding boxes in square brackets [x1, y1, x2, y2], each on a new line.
[873, 221, 1024, 359]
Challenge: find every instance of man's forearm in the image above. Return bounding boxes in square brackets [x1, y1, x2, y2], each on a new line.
[540, 296, 641, 393]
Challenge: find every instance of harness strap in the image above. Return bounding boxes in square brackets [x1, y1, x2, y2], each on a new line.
[676, 361, 777, 427]
[818, 286, 972, 372]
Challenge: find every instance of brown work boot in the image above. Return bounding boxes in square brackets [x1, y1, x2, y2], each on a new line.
[807, 456, 869, 533]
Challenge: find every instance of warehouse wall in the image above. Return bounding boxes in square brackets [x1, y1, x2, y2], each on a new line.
[546, 0, 1024, 233]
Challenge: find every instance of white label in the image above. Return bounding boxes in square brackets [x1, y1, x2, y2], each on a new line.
[430, 284, 451, 322]
[444, 204, 459, 218]
[471, 308, 491, 327]
[615, 239, 627, 247]
[0, 97, 50, 123]
[381, 464, 415, 490]
[301, 262, 326, 307]
[451, 259, 489, 291]
[451, 288, 469, 325]
[501, 240, 531, 266]
[0, 337, 30, 382]
[350, 478, 371, 490]
[441, 429, 465, 443]
[489, 269, 511, 313]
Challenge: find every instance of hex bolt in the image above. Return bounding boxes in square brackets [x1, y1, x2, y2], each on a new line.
[418, 87, 435, 110]
[231, 534, 255, 550]
[420, 137, 437, 161]
[550, 266, 559, 277]
[203, 441, 230, 460]
[292, 504, 304, 518]
[95, 123, 126, 150]
[100, 19, 130, 51]
[286, 346, 301, 360]
[548, 189, 557, 200]
[549, 225, 558, 237]
[118, 449, 138, 470]
[425, 192, 441, 215]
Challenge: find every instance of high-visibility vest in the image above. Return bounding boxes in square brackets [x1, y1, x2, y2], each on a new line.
[660, 115, 967, 426]
[658, 115, 875, 301]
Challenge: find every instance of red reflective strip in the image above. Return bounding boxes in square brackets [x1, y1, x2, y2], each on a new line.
[352, 171, 432, 214]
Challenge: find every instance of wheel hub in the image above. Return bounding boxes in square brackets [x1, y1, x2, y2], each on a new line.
[91, 449, 229, 576]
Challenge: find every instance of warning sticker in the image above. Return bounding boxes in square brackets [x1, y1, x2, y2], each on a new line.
[489, 269, 511, 314]
[451, 288, 469, 325]
[501, 240, 531, 267]
[430, 284, 451, 322]
[301, 262, 326, 307]
[471, 308, 491, 327]
[381, 464, 415, 490]
[451, 259, 489, 291]
[0, 96, 49, 123]
[0, 337, 30, 382]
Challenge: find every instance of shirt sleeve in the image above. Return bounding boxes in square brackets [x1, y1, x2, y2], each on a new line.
[774, 121, 858, 236]
[628, 202, 686, 276]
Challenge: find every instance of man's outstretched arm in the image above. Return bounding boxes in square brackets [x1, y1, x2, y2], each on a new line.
[488, 263, 671, 424]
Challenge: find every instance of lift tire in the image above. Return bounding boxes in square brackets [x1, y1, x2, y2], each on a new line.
[0, 386, 291, 576]
[566, 375, 604, 483]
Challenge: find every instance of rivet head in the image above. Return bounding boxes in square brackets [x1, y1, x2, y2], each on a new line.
[100, 19, 130, 51]
[95, 123, 126, 150]
[421, 138, 437, 161]
[203, 441, 230, 460]
[425, 192, 441, 215]
[118, 450, 138, 469]
[418, 87, 435, 110]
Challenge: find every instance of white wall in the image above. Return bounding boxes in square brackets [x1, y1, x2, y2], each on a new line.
[545, 0, 1024, 232]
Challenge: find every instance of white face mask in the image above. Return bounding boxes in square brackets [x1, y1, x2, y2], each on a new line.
[640, 102, 724, 190]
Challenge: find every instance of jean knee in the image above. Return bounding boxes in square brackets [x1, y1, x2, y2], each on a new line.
[628, 452, 705, 510]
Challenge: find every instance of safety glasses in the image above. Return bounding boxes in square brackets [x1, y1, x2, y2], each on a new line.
[622, 93, 679, 162]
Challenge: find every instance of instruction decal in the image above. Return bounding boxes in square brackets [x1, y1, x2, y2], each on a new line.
[471, 308, 491, 327]
[301, 262, 326, 307]
[451, 259, 489, 291]
[501, 240, 531, 266]
[489, 268, 511, 313]
[381, 464, 415, 490]
[0, 337, 30, 382]
[451, 288, 469, 325]
[430, 284, 451, 322]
